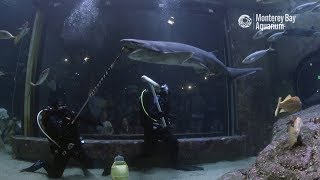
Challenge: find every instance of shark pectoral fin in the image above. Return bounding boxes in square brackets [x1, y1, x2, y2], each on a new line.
[128, 49, 148, 60]
[163, 52, 193, 64]
[130, 49, 145, 55]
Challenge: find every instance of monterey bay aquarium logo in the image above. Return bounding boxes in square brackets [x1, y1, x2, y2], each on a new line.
[238, 14, 296, 30]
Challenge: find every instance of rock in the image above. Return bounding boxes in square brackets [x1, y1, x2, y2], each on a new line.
[3, 118, 22, 144]
[0, 108, 9, 132]
[219, 105, 320, 179]
[219, 170, 246, 180]
[0, 108, 9, 120]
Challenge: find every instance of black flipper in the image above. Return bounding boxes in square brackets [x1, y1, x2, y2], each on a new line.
[20, 160, 46, 172]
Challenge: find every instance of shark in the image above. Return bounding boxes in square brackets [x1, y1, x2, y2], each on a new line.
[120, 39, 262, 80]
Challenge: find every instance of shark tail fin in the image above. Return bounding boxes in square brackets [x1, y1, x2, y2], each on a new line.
[226, 67, 263, 80]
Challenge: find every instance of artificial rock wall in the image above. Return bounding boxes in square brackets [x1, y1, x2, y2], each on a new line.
[226, 0, 320, 155]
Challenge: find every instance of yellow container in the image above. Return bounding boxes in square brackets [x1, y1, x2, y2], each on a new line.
[111, 155, 129, 180]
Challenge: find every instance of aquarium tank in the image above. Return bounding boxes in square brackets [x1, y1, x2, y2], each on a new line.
[1, 0, 320, 179]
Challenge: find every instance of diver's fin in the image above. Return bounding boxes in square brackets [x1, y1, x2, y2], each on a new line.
[227, 67, 263, 80]
[164, 52, 193, 64]
[20, 160, 46, 172]
[275, 97, 282, 117]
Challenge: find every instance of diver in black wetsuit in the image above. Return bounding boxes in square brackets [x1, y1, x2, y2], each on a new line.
[138, 81, 204, 171]
[20, 86, 92, 178]
[139, 84, 180, 167]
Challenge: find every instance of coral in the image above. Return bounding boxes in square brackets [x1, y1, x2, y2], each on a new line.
[0, 108, 21, 149]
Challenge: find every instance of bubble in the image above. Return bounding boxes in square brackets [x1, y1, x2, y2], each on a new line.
[63, 0, 99, 39]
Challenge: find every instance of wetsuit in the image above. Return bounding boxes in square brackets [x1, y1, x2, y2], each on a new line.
[21, 105, 91, 178]
[139, 89, 179, 167]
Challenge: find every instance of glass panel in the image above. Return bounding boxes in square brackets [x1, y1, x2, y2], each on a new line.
[38, 0, 229, 137]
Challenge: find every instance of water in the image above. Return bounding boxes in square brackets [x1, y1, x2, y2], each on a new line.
[0, 0, 319, 179]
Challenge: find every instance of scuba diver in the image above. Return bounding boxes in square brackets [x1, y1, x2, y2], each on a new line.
[20, 85, 92, 178]
[137, 75, 204, 171]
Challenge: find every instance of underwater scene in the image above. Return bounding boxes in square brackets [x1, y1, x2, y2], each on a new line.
[1, 0, 320, 179]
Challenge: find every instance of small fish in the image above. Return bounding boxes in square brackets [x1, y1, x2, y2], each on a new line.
[0, 30, 14, 39]
[267, 31, 285, 42]
[242, 47, 275, 64]
[275, 95, 302, 117]
[287, 116, 303, 148]
[14, 22, 30, 45]
[30, 68, 50, 86]
[290, 1, 320, 14]
[0, 71, 5, 76]
[253, 29, 277, 39]
[0, 22, 30, 44]
[284, 28, 320, 37]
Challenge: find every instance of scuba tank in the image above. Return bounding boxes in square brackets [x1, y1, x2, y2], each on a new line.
[111, 155, 129, 180]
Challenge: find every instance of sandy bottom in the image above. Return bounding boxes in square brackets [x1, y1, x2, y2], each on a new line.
[0, 147, 255, 180]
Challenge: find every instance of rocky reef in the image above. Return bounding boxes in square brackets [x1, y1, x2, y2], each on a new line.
[219, 105, 320, 179]
[0, 108, 21, 150]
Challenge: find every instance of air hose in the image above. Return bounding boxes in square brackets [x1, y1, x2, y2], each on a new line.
[37, 110, 60, 148]
[140, 89, 158, 123]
